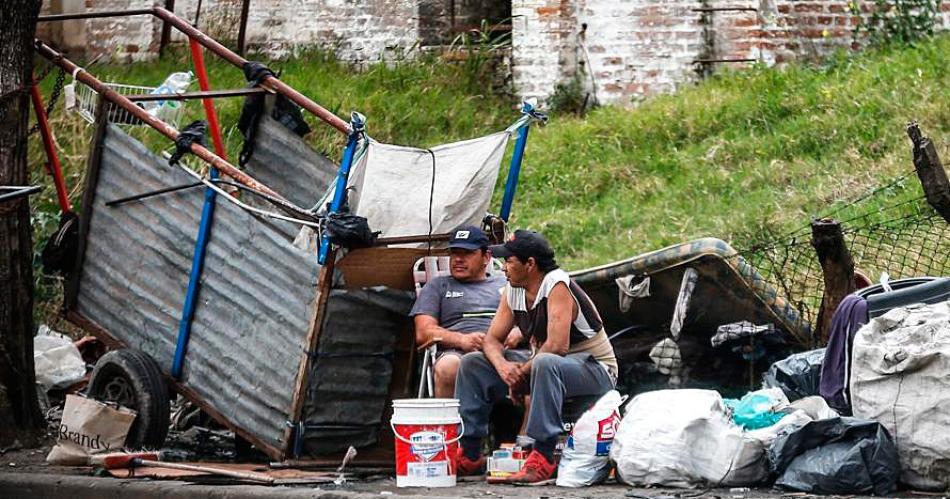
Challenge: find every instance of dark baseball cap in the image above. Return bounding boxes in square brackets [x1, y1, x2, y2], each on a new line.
[488, 229, 555, 262]
[448, 225, 490, 250]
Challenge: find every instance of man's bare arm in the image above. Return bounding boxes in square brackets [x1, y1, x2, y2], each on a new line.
[414, 315, 483, 351]
[538, 282, 573, 355]
[517, 282, 574, 377]
[483, 290, 515, 368]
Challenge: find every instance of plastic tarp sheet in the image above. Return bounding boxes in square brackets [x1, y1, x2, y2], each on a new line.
[303, 287, 414, 455]
[850, 302, 950, 490]
[768, 417, 899, 495]
[610, 389, 816, 488]
[33, 329, 86, 390]
[345, 132, 509, 242]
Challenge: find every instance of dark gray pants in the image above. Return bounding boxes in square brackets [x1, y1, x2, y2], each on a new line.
[454, 350, 614, 443]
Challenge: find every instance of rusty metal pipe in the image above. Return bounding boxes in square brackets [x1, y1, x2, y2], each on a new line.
[38, 7, 351, 135]
[37, 9, 154, 22]
[34, 40, 286, 201]
[152, 7, 351, 135]
[125, 87, 269, 102]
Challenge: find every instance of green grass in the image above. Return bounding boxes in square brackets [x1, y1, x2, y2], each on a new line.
[27, 37, 950, 327]
[506, 38, 950, 267]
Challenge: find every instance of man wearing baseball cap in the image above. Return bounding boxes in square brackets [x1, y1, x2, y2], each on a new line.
[409, 225, 513, 398]
[454, 229, 618, 483]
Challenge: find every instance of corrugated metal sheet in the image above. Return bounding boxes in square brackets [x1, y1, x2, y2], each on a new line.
[76, 125, 321, 452]
[302, 287, 414, 455]
[243, 114, 338, 210]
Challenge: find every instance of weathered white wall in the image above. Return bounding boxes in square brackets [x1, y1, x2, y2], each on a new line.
[37, 1, 950, 103]
[168, 0, 419, 65]
[512, 0, 950, 106]
[41, 0, 421, 64]
[40, 0, 161, 61]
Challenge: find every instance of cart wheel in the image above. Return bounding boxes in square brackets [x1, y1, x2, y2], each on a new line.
[87, 349, 170, 449]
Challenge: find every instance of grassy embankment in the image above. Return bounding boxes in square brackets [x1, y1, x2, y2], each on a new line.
[29, 37, 950, 327]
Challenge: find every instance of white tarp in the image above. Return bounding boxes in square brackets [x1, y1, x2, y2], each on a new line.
[345, 132, 509, 242]
[850, 301, 950, 490]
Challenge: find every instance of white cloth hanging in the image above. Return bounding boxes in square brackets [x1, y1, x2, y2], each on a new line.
[344, 131, 510, 244]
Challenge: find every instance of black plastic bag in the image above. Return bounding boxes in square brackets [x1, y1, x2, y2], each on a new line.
[768, 417, 899, 495]
[761, 348, 824, 401]
[237, 61, 310, 166]
[326, 212, 377, 249]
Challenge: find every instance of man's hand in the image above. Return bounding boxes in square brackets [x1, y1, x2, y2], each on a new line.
[457, 332, 485, 352]
[496, 360, 526, 389]
[503, 327, 523, 349]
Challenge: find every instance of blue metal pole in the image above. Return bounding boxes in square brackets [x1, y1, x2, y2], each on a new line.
[318, 112, 365, 265]
[172, 167, 219, 379]
[499, 102, 535, 222]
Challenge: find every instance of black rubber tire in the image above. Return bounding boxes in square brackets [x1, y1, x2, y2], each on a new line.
[87, 349, 170, 449]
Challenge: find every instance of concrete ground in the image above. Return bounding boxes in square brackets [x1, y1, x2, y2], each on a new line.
[0, 443, 917, 499]
[0, 470, 794, 499]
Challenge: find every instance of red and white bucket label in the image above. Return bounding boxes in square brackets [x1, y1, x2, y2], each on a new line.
[394, 424, 459, 487]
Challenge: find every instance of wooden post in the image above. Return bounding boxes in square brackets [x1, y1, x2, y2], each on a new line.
[812, 218, 855, 345]
[907, 122, 950, 223]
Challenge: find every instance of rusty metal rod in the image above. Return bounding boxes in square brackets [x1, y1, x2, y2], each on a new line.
[152, 7, 351, 135]
[34, 40, 286, 201]
[37, 9, 154, 22]
[38, 7, 351, 135]
[160, 0, 175, 57]
[374, 233, 452, 246]
[237, 0, 251, 56]
[125, 87, 269, 102]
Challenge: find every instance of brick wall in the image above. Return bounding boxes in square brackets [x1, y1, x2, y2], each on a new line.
[511, 0, 577, 102]
[38, 0, 506, 65]
[40, 0, 161, 62]
[419, 0, 511, 46]
[36, 1, 950, 105]
[170, 0, 418, 65]
[512, 0, 950, 106]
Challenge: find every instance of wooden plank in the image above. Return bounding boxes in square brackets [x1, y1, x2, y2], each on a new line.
[336, 247, 445, 290]
[282, 252, 337, 458]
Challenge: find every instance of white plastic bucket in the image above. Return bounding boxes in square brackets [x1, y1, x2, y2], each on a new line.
[391, 398, 463, 487]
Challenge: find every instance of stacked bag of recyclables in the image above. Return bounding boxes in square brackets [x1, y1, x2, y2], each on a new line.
[850, 301, 950, 490]
[609, 388, 815, 488]
[606, 386, 899, 493]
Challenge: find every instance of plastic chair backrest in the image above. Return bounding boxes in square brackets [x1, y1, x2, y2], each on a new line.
[413, 256, 451, 297]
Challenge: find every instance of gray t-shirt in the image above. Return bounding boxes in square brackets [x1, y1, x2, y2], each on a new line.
[409, 274, 507, 333]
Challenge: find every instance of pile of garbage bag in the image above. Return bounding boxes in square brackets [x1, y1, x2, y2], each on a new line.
[558, 379, 899, 493]
[608, 388, 838, 488]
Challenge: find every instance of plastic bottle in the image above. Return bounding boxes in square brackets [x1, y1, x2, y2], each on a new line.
[145, 71, 193, 117]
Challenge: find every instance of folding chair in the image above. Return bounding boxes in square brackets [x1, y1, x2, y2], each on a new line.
[413, 256, 451, 398]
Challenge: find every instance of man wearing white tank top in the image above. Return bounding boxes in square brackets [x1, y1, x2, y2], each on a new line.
[454, 229, 617, 484]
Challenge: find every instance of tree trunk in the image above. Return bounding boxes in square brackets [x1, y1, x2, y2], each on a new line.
[0, 0, 44, 447]
[812, 217, 856, 346]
